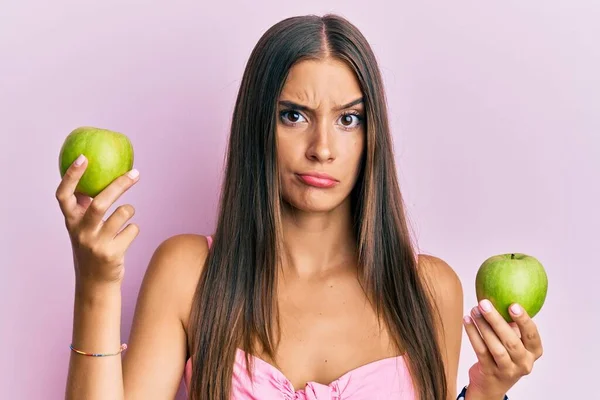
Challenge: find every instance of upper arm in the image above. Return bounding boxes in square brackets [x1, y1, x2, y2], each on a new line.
[417, 254, 464, 399]
[122, 234, 209, 400]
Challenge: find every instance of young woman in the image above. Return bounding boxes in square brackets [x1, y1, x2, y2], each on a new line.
[60, 14, 543, 400]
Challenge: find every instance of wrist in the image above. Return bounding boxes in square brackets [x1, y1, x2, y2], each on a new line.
[463, 385, 506, 400]
[75, 279, 122, 308]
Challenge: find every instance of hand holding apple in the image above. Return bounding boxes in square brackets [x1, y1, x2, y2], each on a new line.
[462, 299, 543, 399]
[461, 253, 547, 399]
[56, 126, 140, 286]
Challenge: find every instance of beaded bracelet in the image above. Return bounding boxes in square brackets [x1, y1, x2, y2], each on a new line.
[70, 343, 128, 357]
[457, 386, 509, 400]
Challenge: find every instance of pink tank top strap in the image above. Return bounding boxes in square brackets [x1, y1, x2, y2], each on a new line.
[206, 235, 213, 249]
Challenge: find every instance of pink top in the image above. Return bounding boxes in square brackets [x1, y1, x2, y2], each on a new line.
[183, 236, 416, 399]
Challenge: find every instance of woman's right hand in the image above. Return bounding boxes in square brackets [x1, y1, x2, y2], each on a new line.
[55, 154, 141, 287]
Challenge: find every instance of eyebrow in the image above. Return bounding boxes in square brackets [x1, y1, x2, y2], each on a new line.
[278, 97, 364, 112]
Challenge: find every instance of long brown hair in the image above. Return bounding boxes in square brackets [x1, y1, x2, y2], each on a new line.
[187, 14, 447, 400]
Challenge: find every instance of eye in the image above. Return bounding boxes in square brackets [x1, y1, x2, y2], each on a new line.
[337, 112, 363, 129]
[280, 110, 307, 125]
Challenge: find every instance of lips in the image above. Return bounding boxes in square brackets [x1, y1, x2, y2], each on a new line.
[296, 172, 339, 188]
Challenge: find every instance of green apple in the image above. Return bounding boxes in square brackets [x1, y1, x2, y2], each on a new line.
[59, 126, 134, 197]
[475, 253, 548, 322]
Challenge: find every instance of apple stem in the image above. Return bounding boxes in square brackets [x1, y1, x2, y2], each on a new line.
[511, 253, 515, 259]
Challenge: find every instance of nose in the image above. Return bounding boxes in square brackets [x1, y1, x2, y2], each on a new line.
[305, 122, 334, 163]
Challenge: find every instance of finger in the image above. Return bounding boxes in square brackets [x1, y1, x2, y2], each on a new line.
[55, 155, 88, 223]
[75, 193, 93, 209]
[509, 304, 543, 359]
[81, 169, 140, 229]
[463, 315, 495, 371]
[478, 299, 528, 365]
[113, 223, 140, 250]
[101, 204, 135, 238]
[509, 322, 522, 339]
[471, 306, 513, 369]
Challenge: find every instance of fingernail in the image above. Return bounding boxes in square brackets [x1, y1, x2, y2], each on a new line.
[74, 154, 86, 166]
[472, 306, 481, 317]
[127, 169, 139, 179]
[480, 299, 493, 313]
[510, 304, 522, 316]
[463, 315, 473, 324]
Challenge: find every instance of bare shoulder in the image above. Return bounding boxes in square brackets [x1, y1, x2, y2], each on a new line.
[143, 233, 210, 320]
[151, 233, 209, 259]
[148, 233, 209, 273]
[415, 253, 464, 397]
[122, 234, 210, 398]
[416, 254, 464, 303]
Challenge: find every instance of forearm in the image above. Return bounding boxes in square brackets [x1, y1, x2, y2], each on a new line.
[65, 282, 125, 400]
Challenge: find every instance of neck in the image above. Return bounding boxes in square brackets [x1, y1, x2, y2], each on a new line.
[279, 199, 357, 278]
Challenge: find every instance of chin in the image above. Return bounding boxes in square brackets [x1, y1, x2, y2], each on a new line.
[282, 192, 350, 214]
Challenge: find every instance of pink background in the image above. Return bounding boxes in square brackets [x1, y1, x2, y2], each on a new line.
[2, 1, 598, 398]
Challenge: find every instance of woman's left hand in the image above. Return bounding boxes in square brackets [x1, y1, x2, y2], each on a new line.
[463, 299, 544, 399]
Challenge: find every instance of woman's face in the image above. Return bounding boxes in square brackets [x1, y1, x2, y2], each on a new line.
[276, 58, 366, 214]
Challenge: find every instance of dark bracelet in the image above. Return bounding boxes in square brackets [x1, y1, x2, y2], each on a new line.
[457, 386, 509, 400]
